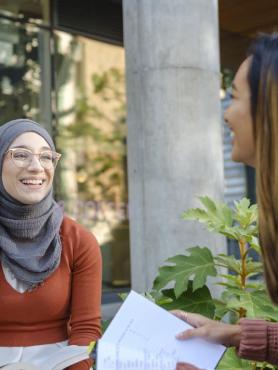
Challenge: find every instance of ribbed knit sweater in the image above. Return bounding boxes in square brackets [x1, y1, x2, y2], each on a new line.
[0, 216, 102, 370]
[238, 319, 278, 365]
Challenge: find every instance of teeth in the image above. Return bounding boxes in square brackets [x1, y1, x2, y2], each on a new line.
[21, 180, 43, 185]
[230, 131, 235, 138]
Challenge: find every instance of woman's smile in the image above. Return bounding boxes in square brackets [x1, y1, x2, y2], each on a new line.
[2, 132, 54, 204]
[19, 177, 47, 190]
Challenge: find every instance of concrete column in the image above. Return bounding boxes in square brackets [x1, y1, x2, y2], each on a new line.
[123, 0, 225, 292]
[38, 29, 52, 134]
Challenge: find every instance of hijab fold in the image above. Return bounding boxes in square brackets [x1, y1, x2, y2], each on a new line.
[0, 119, 63, 289]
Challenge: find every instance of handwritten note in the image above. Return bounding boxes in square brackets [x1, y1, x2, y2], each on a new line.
[97, 341, 176, 370]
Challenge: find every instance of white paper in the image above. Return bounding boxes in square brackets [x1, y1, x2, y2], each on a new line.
[97, 341, 176, 370]
[97, 291, 226, 370]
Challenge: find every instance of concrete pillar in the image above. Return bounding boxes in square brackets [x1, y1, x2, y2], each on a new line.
[123, 0, 225, 292]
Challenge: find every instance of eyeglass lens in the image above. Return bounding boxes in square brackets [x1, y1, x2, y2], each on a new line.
[10, 149, 59, 169]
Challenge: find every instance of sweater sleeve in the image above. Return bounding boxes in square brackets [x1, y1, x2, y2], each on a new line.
[237, 319, 278, 365]
[67, 227, 102, 370]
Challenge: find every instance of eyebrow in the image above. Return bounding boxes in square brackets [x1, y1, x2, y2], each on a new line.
[10, 145, 51, 151]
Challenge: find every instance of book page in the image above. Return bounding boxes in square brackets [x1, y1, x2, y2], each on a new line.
[1, 346, 89, 370]
[1, 364, 38, 370]
[35, 346, 89, 370]
[97, 291, 226, 370]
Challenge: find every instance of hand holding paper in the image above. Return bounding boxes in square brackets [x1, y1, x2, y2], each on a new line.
[96, 291, 226, 370]
[173, 310, 241, 347]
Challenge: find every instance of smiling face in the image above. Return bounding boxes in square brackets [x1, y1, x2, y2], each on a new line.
[224, 58, 256, 167]
[2, 132, 54, 204]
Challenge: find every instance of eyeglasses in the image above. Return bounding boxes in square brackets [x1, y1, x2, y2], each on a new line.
[6, 148, 62, 169]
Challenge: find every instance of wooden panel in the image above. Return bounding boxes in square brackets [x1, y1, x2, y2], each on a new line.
[220, 0, 278, 35]
[220, 30, 252, 71]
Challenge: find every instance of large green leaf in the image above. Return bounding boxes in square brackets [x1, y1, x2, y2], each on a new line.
[213, 299, 230, 320]
[234, 198, 258, 229]
[227, 290, 278, 321]
[160, 284, 215, 318]
[153, 246, 217, 298]
[233, 225, 258, 239]
[218, 273, 241, 287]
[248, 235, 261, 255]
[182, 197, 234, 233]
[182, 196, 259, 242]
[218, 276, 264, 293]
[217, 348, 252, 369]
[215, 255, 262, 277]
[215, 254, 241, 273]
[200, 196, 234, 227]
[245, 259, 263, 276]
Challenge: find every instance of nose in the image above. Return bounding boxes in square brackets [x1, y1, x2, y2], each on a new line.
[27, 155, 44, 171]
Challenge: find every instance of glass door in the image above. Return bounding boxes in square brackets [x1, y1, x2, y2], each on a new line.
[53, 31, 130, 293]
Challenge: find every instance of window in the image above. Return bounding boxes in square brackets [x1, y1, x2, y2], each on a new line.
[53, 32, 130, 291]
[0, 17, 51, 130]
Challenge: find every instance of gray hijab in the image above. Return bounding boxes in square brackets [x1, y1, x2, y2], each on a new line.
[0, 119, 63, 289]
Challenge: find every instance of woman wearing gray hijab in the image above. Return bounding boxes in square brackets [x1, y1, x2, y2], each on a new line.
[0, 119, 102, 369]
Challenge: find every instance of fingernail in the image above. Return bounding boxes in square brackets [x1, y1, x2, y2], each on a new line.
[175, 333, 182, 339]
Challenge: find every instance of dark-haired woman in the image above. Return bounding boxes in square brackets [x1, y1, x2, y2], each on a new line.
[174, 33, 278, 369]
[0, 119, 102, 369]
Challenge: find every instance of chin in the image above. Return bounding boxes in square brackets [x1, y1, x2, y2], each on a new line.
[25, 196, 46, 205]
[231, 148, 245, 164]
[231, 152, 241, 163]
[25, 199, 44, 205]
[16, 192, 48, 205]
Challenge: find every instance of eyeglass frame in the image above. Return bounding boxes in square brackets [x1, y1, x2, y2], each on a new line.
[5, 148, 62, 169]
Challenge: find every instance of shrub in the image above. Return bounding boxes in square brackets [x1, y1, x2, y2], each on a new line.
[151, 197, 278, 370]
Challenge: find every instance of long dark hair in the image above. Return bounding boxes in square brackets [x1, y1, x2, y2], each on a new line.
[248, 33, 278, 303]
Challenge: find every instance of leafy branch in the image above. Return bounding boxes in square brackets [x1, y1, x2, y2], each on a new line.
[150, 197, 278, 370]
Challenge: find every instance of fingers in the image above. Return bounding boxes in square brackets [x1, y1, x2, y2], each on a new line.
[176, 328, 199, 340]
[176, 362, 201, 370]
[171, 310, 189, 322]
[171, 310, 199, 326]
[176, 324, 212, 340]
[176, 321, 241, 347]
[171, 310, 208, 328]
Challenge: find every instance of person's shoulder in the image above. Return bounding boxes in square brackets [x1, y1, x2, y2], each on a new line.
[60, 215, 99, 247]
[60, 216, 101, 268]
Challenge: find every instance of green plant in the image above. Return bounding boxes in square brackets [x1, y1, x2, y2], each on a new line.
[150, 196, 278, 369]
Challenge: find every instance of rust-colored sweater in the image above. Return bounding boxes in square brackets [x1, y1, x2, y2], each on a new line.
[238, 319, 278, 365]
[0, 216, 102, 370]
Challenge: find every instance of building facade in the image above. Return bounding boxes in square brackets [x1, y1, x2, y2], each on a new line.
[0, 0, 277, 310]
